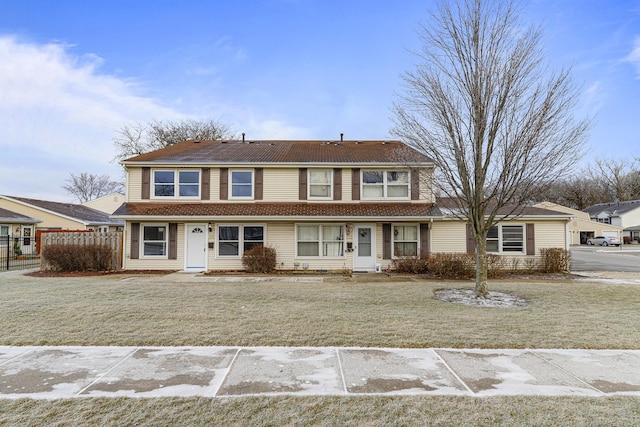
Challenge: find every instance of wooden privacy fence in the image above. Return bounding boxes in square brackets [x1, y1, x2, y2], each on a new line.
[40, 231, 123, 271]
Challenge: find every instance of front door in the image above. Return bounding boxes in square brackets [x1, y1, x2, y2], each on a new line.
[186, 224, 207, 271]
[354, 224, 376, 272]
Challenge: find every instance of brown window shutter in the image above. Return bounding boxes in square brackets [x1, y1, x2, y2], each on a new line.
[411, 169, 420, 200]
[466, 223, 476, 254]
[352, 168, 360, 200]
[333, 168, 342, 200]
[255, 168, 263, 200]
[168, 223, 178, 260]
[299, 168, 307, 200]
[220, 168, 228, 200]
[420, 223, 430, 256]
[526, 223, 535, 255]
[130, 222, 140, 259]
[383, 223, 392, 259]
[141, 168, 150, 200]
[201, 168, 210, 200]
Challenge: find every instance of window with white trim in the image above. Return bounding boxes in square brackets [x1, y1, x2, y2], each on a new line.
[308, 169, 332, 199]
[218, 225, 265, 257]
[393, 225, 418, 257]
[0, 225, 8, 246]
[230, 170, 254, 199]
[142, 224, 167, 257]
[152, 170, 200, 198]
[362, 170, 409, 199]
[297, 224, 344, 257]
[487, 224, 524, 253]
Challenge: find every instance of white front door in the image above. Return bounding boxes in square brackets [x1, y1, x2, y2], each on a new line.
[354, 224, 376, 272]
[186, 224, 207, 271]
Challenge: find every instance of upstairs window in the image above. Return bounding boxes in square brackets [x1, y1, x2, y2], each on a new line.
[230, 170, 254, 199]
[309, 170, 332, 199]
[362, 170, 409, 200]
[153, 170, 200, 198]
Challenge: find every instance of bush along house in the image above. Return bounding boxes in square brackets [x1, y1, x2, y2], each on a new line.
[112, 138, 572, 273]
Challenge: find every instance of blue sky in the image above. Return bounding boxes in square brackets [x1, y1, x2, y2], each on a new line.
[1, 0, 639, 202]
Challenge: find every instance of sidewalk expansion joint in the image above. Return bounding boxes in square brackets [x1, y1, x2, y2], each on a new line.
[74, 347, 140, 397]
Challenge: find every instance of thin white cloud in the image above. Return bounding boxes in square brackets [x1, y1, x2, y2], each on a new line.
[0, 36, 182, 201]
[625, 36, 640, 78]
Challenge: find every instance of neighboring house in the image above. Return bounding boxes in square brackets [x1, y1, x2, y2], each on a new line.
[0, 195, 124, 234]
[583, 200, 640, 243]
[83, 193, 126, 214]
[0, 207, 41, 256]
[534, 201, 624, 245]
[112, 139, 572, 272]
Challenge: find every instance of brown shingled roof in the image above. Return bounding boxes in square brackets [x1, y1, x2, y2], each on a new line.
[113, 202, 439, 219]
[122, 140, 433, 164]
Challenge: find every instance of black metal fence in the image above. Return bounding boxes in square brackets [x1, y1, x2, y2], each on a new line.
[0, 235, 40, 272]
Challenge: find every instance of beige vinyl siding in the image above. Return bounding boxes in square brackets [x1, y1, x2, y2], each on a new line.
[526, 220, 566, 250]
[262, 169, 300, 201]
[415, 169, 435, 203]
[124, 222, 185, 270]
[431, 221, 468, 253]
[127, 168, 143, 202]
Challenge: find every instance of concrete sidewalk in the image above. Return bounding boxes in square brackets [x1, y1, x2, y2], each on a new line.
[1, 346, 639, 399]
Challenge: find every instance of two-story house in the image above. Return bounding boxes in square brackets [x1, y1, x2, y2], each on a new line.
[583, 200, 640, 243]
[112, 139, 571, 272]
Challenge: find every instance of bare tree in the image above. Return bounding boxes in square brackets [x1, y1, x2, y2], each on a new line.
[112, 119, 235, 162]
[585, 158, 640, 202]
[392, 0, 589, 296]
[63, 173, 124, 203]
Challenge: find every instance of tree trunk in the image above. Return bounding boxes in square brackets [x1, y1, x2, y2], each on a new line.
[474, 238, 489, 298]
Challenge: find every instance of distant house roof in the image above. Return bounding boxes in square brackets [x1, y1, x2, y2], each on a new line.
[436, 197, 571, 218]
[113, 202, 439, 220]
[583, 200, 640, 217]
[122, 139, 434, 165]
[1, 195, 123, 226]
[0, 207, 41, 224]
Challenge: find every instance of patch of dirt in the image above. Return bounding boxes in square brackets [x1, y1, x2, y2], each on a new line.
[434, 288, 530, 308]
[26, 270, 176, 278]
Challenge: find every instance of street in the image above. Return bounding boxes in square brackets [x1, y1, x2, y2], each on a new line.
[570, 246, 640, 272]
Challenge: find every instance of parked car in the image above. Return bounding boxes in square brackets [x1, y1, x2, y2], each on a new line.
[586, 236, 621, 246]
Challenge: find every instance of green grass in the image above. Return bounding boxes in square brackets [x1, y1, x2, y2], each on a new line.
[1, 272, 639, 425]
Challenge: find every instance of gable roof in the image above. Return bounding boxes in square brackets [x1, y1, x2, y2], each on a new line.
[1, 195, 123, 226]
[122, 139, 433, 165]
[583, 200, 640, 217]
[0, 207, 41, 224]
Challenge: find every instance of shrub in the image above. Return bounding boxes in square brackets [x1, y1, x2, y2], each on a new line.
[42, 244, 115, 272]
[427, 253, 475, 279]
[539, 247, 570, 273]
[391, 255, 429, 274]
[242, 245, 277, 273]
